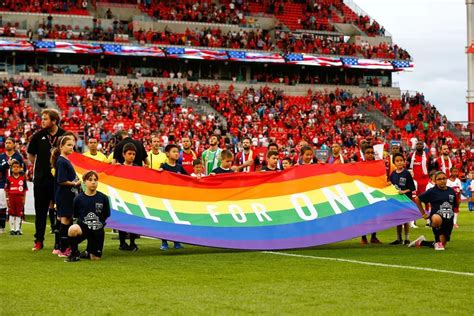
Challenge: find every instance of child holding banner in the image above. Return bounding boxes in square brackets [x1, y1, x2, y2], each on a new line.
[410, 171, 457, 250]
[261, 151, 280, 172]
[190, 159, 206, 178]
[211, 150, 235, 174]
[389, 153, 416, 245]
[118, 143, 139, 251]
[282, 158, 293, 170]
[361, 146, 382, 244]
[158, 144, 186, 250]
[66, 170, 110, 262]
[299, 146, 316, 165]
[159, 144, 188, 175]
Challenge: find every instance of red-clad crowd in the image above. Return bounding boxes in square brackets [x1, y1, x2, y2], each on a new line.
[277, 32, 411, 60]
[0, 0, 89, 15]
[46, 80, 468, 170]
[134, 27, 273, 51]
[1, 77, 471, 175]
[140, 1, 246, 26]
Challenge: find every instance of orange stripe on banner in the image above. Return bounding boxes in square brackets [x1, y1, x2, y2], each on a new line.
[70, 153, 387, 189]
[75, 165, 388, 201]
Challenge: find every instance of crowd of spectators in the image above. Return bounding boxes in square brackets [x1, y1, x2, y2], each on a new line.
[141, 1, 247, 26]
[277, 32, 411, 60]
[0, 78, 47, 176]
[0, 76, 472, 175]
[134, 27, 273, 50]
[36, 16, 129, 42]
[49, 79, 467, 162]
[0, 0, 89, 15]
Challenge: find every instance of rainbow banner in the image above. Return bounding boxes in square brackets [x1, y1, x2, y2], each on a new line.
[70, 153, 420, 250]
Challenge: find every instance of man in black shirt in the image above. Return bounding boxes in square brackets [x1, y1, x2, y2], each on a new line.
[27, 109, 65, 251]
[112, 130, 148, 166]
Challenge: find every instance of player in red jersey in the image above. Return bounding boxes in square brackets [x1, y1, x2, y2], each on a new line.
[435, 145, 453, 178]
[179, 136, 197, 175]
[408, 141, 431, 195]
[4, 160, 27, 235]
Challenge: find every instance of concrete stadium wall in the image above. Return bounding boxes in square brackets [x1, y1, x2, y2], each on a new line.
[0, 12, 112, 32]
[13, 72, 401, 98]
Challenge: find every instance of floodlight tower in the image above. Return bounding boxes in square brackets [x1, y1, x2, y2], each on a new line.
[468, 0, 474, 139]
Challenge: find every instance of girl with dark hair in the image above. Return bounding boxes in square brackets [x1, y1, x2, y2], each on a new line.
[51, 135, 81, 257]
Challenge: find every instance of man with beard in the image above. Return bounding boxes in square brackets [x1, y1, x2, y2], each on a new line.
[434, 144, 453, 178]
[27, 109, 66, 251]
[408, 141, 433, 196]
[351, 139, 369, 162]
[202, 134, 223, 175]
[234, 137, 260, 172]
[0, 138, 26, 233]
[178, 136, 197, 175]
[327, 143, 345, 164]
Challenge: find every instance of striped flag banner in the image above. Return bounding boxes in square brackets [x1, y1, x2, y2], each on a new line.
[70, 153, 420, 250]
[285, 53, 342, 66]
[165, 47, 228, 60]
[34, 41, 102, 54]
[227, 51, 285, 63]
[102, 44, 165, 56]
[341, 57, 394, 70]
[392, 60, 414, 72]
[0, 40, 34, 51]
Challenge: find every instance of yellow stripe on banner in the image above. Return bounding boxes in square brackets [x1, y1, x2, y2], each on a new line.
[90, 179, 399, 215]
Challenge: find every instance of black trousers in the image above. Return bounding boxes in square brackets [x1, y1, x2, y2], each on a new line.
[33, 181, 54, 243]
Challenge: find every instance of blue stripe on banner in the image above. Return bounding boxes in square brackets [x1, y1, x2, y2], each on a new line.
[107, 198, 419, 241]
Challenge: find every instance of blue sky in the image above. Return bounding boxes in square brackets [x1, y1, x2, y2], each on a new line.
[356, 0, 467, 121]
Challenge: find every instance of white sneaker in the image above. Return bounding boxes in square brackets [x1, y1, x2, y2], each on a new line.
[434, 242, 445, 251]
[0, 228, 4, 234]
[408, 235, 425, 248]
[410, 224, 419, 228]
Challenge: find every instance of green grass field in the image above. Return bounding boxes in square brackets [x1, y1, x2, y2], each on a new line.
[1, 205, 474, 315]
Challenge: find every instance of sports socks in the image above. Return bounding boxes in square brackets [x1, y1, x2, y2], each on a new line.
[9, 215, 15, 232]
[59, 223, 71, 252]
[0, 208, 6, 229]
[454, 213, 458, 225]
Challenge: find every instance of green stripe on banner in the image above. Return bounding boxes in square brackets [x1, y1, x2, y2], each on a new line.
[111, 190, 410, 227]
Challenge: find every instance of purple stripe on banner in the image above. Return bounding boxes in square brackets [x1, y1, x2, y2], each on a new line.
[106, 205, 419, 250]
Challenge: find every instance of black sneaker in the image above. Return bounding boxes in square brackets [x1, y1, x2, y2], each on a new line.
[128, 244, 139, 251]
[403, 240, 410, 245]
[79, 251, 90, 259]
[10, 231, 16, 236]
[17, 231, 22, 235]
[64, 255, 80, 263]
[390, 239, 402, 245]
[119, 244, 131, 251]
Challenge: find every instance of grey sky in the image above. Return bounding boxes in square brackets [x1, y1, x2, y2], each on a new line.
[356, 0, 467, 122]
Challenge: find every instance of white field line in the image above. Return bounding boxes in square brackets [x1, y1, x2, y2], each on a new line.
[262, 251, 474, 277]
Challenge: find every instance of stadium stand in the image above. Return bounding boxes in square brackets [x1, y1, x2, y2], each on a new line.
[0, 0, 89, 15]
[0, 0, 469, 175]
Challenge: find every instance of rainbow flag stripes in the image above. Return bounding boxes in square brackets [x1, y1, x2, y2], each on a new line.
[70, 153, 420, 250]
